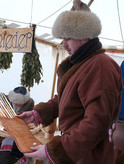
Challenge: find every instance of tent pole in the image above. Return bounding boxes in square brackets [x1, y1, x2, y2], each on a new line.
[44, 48, 60, 140]
[51, 51, 59, 99]
[88, 0, 94, 7]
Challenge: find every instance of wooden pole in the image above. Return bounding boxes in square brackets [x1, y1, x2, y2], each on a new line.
[105, 48, 124, 53]
[44, 50, 60, 140]
[51, 51, 59, 99]
[88, 0, 94, 7]
[35, 38, 57, 48]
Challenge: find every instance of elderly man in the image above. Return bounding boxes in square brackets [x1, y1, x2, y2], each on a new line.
[17, 0, 122, 164]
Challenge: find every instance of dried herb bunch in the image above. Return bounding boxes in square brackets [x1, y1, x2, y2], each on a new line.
[0, 52, 13, 72]
[21, 40, 43, 90]
[0, 24, 13, 72]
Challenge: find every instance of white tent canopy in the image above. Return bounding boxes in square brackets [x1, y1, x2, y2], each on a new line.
[0, 0, 124, 50]
[0, 0, 124, 104]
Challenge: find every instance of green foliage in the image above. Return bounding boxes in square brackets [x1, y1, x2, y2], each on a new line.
[21, 40, 43, 90]
[0, 25, 13, 72]
[0, 52, 13, 72]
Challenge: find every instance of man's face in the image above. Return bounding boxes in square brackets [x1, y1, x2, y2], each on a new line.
[62, 38, 88, 56]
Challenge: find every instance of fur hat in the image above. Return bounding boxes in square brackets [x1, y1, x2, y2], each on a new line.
[52, 0, 101, 40]
[8, 86, 30, 104]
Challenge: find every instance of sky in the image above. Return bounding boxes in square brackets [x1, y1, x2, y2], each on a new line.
[0, 0, 124, 48]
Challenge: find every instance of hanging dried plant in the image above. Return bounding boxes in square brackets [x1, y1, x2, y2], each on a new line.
[0, 52, 13, 72]
[0, 24, 13, 72]
[21, 39, 43, 90]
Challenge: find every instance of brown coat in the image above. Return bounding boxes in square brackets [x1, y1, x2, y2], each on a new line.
[34, 49, 123, 164]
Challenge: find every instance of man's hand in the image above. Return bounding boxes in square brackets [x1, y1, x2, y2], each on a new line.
[24, 145, 47, 161]
[16, 111, 34, 124]
[109, 123, 116, 149]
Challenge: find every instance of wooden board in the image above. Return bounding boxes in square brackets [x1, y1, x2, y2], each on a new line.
[0, 27, 33, 52]
[0, 122, 50, 144]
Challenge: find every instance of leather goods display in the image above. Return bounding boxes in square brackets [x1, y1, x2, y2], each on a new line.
[0, 116, 41, 153]
[0, 92, 16, 118]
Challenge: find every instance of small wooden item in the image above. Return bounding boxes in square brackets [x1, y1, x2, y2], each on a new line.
[0, 117, 41, 153]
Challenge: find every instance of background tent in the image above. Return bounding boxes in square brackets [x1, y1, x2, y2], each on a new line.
[0, 0, 124, 104]
[0, 1, 124, 164]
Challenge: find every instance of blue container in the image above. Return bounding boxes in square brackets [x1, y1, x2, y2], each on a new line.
[119, 61, 124, 120]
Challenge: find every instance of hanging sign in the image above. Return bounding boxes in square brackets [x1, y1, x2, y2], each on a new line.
[0, 27, 34, 53]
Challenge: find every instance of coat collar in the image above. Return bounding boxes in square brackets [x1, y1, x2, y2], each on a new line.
[57, 49, 105, 101]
